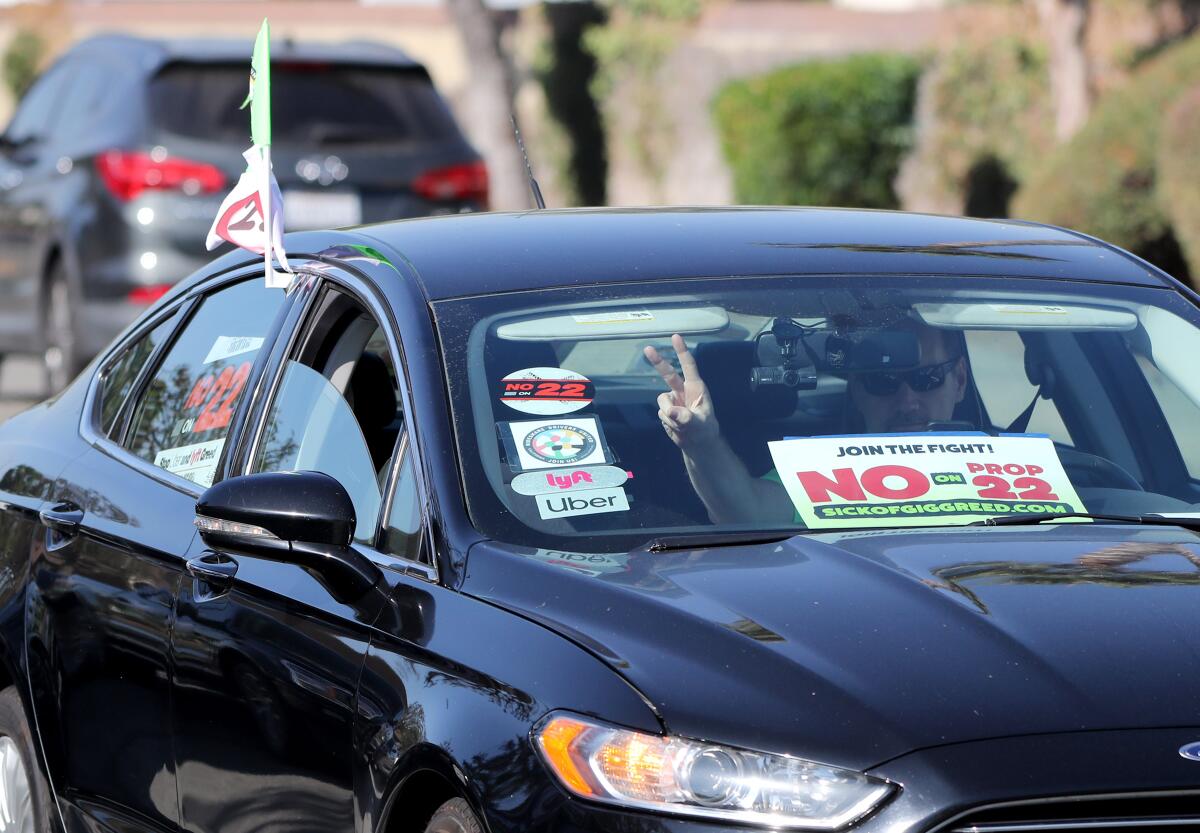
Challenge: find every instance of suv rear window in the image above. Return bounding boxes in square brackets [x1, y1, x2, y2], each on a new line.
[149, 62, 458, 145]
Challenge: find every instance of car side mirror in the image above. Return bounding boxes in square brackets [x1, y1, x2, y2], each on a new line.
[195, 470, 381, 599]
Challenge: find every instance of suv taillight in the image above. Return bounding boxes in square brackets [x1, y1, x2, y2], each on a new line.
[412, 160, 488, 207]
[96, 151, 226, 202]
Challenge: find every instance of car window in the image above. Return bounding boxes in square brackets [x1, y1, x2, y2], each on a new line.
[251, 292, 408, 547]
[98, 311, 180, 439]
[149, 63, 458, 145]
[6, 63, 73, 144]
[124, 279, 286, 487]
[381, 435, 421, 560]
[1135, 353, 1200, 477]
[433, 277, 1200, 551]
[965, 330, 1073, 445]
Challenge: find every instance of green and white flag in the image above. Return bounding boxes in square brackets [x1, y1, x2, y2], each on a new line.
[206, 18, 292, 288]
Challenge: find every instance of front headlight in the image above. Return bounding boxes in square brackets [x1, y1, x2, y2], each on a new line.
[533, 713, 895, 829]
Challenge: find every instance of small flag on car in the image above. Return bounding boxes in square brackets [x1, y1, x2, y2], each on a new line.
[206, 19, 292, 288]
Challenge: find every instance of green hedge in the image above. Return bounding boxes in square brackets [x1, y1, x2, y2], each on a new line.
[1012, 34, 1200, 254]
[1158, 86, 1200, 278]
[929, 37, 1051, 203]
[712, 54, 922, 208]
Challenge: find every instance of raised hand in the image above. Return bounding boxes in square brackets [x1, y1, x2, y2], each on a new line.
[643, 333, 720, 449]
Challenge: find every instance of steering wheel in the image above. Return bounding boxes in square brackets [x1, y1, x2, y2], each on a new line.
[1056, 447, 1144, 492]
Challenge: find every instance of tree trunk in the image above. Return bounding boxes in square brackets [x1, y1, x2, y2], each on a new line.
[444, 0, 533, 210]
[1034, 0, 1092, 142]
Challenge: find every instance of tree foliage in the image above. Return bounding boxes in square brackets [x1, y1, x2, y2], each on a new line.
[1158, 85, 1200, 276]
[1012, 29, 1200, 254]
[3, 29, 43, 101]
[711, 54, 922, 208]
[929, 36, 1054, 199]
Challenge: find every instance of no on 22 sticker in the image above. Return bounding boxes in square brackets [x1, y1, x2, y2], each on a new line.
[498, 367, 593, 416]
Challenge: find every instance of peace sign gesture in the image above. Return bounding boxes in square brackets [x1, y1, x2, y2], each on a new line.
[643, 334, 720, 449]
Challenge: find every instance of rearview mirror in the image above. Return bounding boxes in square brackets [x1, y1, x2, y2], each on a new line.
[195, 470, 380, 599]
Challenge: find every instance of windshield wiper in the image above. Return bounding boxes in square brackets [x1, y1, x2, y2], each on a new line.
[644, 531, 803, 553]
[971, 512, 1200, 531]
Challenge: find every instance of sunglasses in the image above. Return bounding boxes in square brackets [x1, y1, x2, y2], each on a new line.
[857, 356, 960, 397]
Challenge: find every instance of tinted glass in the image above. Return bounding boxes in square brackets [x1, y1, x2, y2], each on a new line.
[381, 437, 421, 560]
[125, 279, 285, 487]
[252, 316, 403, 545]
[99, 311, 179, 439]
[149, 63, 458, 145]
[252, 361, 381, 542]
[434, 277, 1200, 551]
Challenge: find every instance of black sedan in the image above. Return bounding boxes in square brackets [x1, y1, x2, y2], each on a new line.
[1, 207, 1199, 833]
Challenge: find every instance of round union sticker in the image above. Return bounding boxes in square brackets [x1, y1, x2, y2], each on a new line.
[498, 367, 594, 416]
[523, 424, 597, 465]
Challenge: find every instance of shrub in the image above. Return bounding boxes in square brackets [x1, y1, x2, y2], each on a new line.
[928, 36, 1053, 210]
[1158, 85, 1200, 280]
[711, 53, 922, 208]
[3, 28, 43, 101]
[1012, 33, 1200, 255]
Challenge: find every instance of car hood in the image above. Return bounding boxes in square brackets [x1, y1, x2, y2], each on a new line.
[462, 524, 1200, 770]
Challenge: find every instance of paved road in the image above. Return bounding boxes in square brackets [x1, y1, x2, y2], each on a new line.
[0, 356, 49, 423]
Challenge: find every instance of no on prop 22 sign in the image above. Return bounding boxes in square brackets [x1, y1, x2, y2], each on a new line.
[766, 434, 1087, 528]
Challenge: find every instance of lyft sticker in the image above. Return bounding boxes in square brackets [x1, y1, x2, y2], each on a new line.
[511, 465, 629, 496]
[536, 487, 630, 520]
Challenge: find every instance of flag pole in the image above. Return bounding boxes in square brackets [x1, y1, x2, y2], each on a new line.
[262, 144, 272, 283]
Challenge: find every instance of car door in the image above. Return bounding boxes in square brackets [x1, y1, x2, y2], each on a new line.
[26, 274, 290, 833]
[170, 275, 421, 833]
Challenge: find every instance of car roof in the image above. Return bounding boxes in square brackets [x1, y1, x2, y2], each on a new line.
[69, 33, 423, 72]
[351, 206, 1174, 301]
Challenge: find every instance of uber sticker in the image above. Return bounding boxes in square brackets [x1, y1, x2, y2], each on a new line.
[536, 487, 630, 520]
[153, 438, 226, 488]
[507, 417, 609, 470]
[203, 335, 265, 365]
[498, 367, 594, 415]
[511, 465, 629, 495]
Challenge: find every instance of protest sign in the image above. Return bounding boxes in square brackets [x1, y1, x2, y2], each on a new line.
[766, 433, 1086, 529]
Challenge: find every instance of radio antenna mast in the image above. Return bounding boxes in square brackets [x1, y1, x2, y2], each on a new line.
[511, 115, 546, 209]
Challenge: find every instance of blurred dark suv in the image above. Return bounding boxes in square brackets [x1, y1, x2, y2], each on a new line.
[0, 34, 486, 390]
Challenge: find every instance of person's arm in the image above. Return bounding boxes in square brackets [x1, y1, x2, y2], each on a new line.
[644, 335, 795, 525]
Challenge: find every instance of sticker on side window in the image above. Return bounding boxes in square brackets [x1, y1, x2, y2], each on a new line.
[766, 433, 1086, 529]
[153, 438, 226, 488]
[203, 336, 264, 365]
[497, 367, 594, 415]
[176, 361, 253, 435]
[500, 416, 611, 471]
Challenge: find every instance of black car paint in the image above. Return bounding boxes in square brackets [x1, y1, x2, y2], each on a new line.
[0, 209, 1194, 833]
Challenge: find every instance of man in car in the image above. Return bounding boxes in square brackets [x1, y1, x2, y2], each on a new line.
[644, 320, 969, 524]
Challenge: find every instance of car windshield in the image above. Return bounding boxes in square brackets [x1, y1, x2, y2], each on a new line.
[433, 276, 1200, 552]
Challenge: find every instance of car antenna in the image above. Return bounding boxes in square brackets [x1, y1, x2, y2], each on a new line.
[511, 114, 546, 209]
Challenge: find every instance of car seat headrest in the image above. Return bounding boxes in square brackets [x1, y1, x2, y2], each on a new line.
[347, 352, 397, 429]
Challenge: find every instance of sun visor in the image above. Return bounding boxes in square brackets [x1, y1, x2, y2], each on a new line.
[913, 302, 1137, 331]
[496, 306, 729, 341]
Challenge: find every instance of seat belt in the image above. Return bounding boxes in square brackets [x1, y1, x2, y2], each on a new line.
[1006, 390, 1041, 434]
